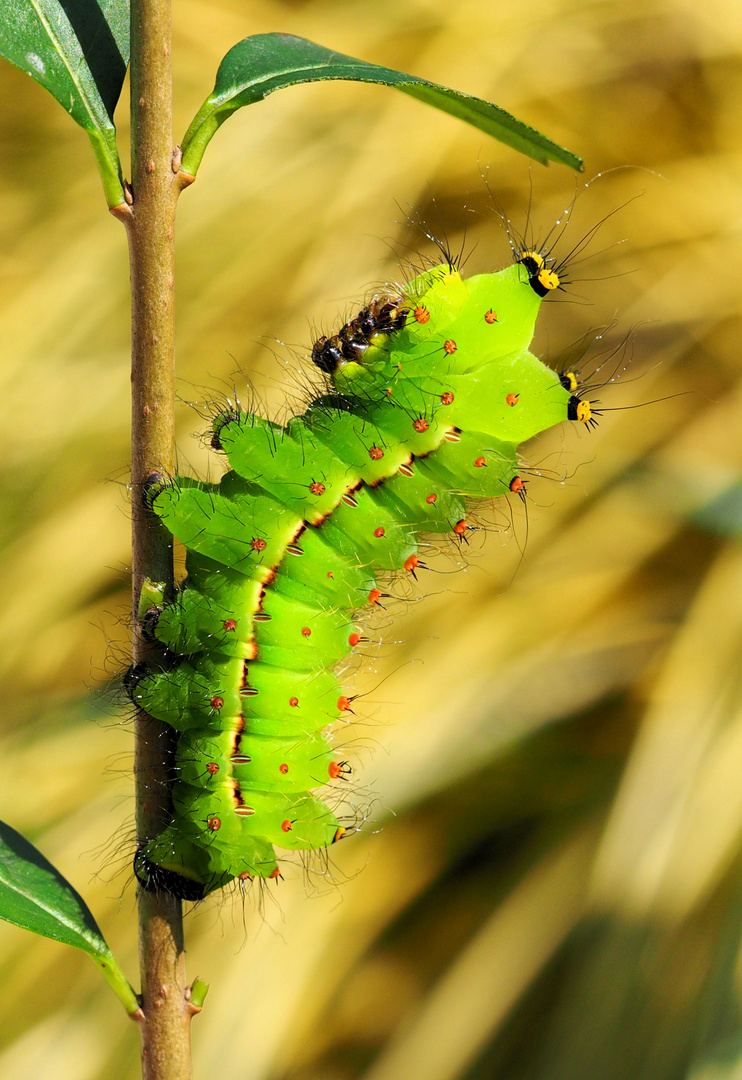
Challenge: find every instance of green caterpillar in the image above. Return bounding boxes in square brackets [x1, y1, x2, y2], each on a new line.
[126, 246, 595, 899]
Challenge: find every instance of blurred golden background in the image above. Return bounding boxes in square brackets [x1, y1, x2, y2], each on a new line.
[1, 0, 741, 1077]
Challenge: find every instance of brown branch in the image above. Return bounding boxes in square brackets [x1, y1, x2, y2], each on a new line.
[114, 0, 196, 1076]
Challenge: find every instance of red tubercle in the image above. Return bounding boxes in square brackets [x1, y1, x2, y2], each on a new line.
[327, 571, 334, 578]
[269, 868, 281, 879]
[484, 309, 498, 324]
[337, 695, 352, 712]
[207, 817, 221, 832]
[426, 493, 438, 504]
[506, 393, 519, 407]
[251, 537, 267, 552]
[206, 762, 219, 776]
[301, 627, 311, 637]
[374, 526, 385, 538]
[289, 697, 299, 707]
[279, 763, 289, 774]
[281, 820, 293, 833]
[368, 588, 382, 605]
[369, 446, 384, 460]
[474, 457, 486, 468]
[404, 554, 419, 574]
[413, 305, 430, 323]
[210, 696, 224, 710]
[349, 632, 362, 647]
[443, 339, 457, 355]
[309, 481, 326, 495]
[329, 762, 342, 779]
[223, 618, 237, 632]
[440, 392, 454, 405]
[510, 476, 527, 495]
[454, 520, 470, 536]
[413, 417, 429, 433]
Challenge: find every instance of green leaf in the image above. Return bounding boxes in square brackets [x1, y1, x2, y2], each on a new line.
[0, 0, 129, 206]
[0, 820, 140, 1016]
[180, 33, 583, 178]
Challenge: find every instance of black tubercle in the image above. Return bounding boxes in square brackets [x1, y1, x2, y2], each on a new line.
[140, 608, 162, 642]
[142, 471, 171, 510]
[134, 847, 206, 901]
[312, 337, 343, 374]
[123, 662, 149, 701]
[211, 411, 241, 450]
[311, 294, 408, 374]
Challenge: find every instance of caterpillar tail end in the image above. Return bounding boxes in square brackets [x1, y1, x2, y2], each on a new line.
[134, 845, 207, 901]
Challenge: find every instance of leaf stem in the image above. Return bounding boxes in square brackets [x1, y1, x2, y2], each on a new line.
[116, 0, 197, 1076]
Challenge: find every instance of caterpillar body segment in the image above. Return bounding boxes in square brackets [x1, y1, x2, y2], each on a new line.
[130, 258, 577, 898]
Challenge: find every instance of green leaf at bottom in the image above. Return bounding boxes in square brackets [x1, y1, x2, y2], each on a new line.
[0, 820, 139, 1015]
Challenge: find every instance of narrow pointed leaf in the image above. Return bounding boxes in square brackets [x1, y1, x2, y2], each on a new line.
[0, 820, 140, 1015]
[0, 0, 129, 205]
[180, 33, 583, 177]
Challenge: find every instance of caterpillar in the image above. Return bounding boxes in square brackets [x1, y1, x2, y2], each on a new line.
[126, 242, 596, 899]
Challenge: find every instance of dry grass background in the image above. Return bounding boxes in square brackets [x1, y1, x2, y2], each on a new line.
[0, 0, 740, 1077]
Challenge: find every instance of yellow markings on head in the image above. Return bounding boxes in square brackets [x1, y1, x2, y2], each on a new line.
[568, 394, 595, 425]
[519, 250, 545, 270]
[576, 399, 592, 423]
[537, 268, 560, 292]
[517, 250, 561, 296]
[564, 371, 578, 393]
